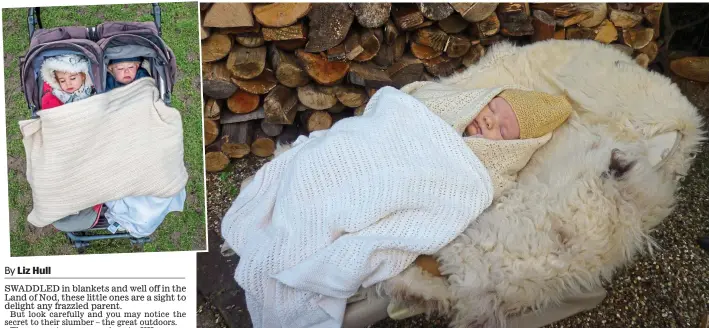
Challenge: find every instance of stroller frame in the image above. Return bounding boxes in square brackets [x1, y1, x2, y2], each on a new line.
[23, 4, 169, 253]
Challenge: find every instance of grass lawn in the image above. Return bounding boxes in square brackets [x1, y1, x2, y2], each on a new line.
[3, 2, 206, 256]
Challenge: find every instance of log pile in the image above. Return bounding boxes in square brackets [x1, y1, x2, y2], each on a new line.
[201, 2, 665, 172]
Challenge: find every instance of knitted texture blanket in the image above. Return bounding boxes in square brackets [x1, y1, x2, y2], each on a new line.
[20, 78, 188, 227]
[221, 87, 494, 328]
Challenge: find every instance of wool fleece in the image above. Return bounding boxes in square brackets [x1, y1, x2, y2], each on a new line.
[379, 40, 704, 327]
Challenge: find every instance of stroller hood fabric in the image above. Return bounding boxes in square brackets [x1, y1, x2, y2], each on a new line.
[20, 78, 188, 227]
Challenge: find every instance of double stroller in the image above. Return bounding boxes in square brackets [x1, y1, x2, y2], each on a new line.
[20, 4, 177, 253]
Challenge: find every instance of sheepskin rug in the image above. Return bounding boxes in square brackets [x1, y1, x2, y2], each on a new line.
[378, 40, 705, 327]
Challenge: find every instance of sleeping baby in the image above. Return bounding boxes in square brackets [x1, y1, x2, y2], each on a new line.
[40, 54, 95, 110]
[398, 81, 573, 277]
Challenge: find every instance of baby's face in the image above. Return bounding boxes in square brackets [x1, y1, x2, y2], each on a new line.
[109, 61, 140, 84]
[464, 97, 520, 140]
[55, 71, 86, 93]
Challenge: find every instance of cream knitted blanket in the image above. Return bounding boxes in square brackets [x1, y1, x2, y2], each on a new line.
[221, 87, 494, 328]
[20, 78, 188, 227]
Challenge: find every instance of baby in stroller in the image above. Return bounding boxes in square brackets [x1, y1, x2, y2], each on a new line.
[40, 54, 95, 110]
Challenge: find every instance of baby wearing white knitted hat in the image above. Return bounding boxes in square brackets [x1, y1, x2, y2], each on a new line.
[39, 54, 95, 110]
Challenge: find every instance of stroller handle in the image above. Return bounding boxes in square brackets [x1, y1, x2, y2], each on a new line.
[26, 4, 162, 39]
[27, 7, 42, 41]
[152, 3, 162, 37]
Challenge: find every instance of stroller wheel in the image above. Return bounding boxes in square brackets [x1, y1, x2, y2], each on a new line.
[131, 243, 144, 252]
[73, 241, 89, 254]
[130, 237, 151, 251]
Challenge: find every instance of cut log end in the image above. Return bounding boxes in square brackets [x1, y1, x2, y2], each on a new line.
[418, 3, 454, 21]
[445, 35, 471, 58]
[335, 85, 369, 108]
[473, 12, 500, 38]
[251, 127, 276, 157]
[411, 42, 442, 60]
[498, 11, 534, 37]
[202, 62, 237, 99]
[452, 3, 499, 23]
[222, 143, 251, 159]
[305, 3, 355, 52]
[351, 3, 391, 28]
[298, 84, 338, 110]
[610, 8, 643, 28]
[203, 3, 254, 28]
[594, 20, 618, 44]
[414, 27, 450, 52]
[264, 85, 298, 124]
[296, 50, 351, 85]
[622, 27, 654, 49]
[232, 69, 278, 95]
[392, 4, 425, 30]
[226, 46, 267, 80]
[204, 119, 220, 146]
[206, 152, 230, 172]
[253, 3, 311, 28]
[670, 57, 709, 83]
[201, 33, 233, 63]
[438, 14, 469, 34]
[302, 110, 333, 132]
[204, 98, 222, 121]
[227, 90, 260, 114]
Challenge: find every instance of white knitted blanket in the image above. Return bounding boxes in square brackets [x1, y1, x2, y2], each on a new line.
[221, 87, 494, 328]
[20, 78, 188, 227]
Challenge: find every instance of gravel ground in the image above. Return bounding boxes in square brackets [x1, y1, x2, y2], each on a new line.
[197, 80, 709, 328]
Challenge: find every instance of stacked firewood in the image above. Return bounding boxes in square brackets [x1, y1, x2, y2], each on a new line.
[201, 3, 664, 172]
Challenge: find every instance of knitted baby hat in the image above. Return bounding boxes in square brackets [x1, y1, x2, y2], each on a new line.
[400, 81, 558, 198]
[40, 54, 93, 91]
[497, 89, 572, 139]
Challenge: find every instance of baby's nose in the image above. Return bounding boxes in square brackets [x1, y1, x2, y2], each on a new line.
[484, 115, 495, 128]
